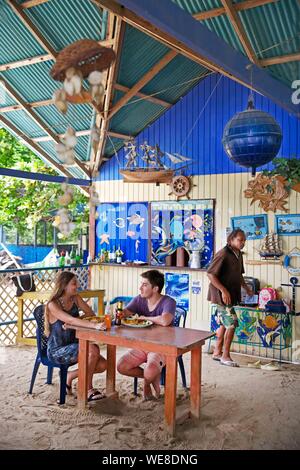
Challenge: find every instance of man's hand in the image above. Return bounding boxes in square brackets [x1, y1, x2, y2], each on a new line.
[221, 289, 231, 306]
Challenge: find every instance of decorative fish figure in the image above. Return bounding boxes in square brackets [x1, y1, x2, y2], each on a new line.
[127, 213, 145, 227]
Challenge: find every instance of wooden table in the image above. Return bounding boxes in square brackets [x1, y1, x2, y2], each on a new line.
[71, 324, 214, 436]
[17, 289, 105, 345]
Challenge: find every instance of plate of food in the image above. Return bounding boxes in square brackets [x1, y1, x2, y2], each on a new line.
[121, 315, 153, 328]
[81, 316, 104, 323]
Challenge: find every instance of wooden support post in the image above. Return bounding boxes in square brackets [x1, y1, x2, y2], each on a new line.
[190, 347, 202, 419]
[164, 355, 177, 436]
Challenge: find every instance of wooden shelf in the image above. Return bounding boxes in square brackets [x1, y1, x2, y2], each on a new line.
[245, 259, 282, 266]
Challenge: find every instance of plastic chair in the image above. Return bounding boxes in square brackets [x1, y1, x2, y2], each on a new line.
[133, 306, 188, 395]
[29, 304, 70, 405]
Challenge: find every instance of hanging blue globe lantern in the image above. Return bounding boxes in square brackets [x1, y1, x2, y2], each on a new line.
[222, 96, 282, 176]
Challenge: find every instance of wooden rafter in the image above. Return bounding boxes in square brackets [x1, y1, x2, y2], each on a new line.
[7, 0, 57, 58]
[220, 0, 259, 64]
[22, 0, 50, 8]
[92, 15, 125, 174]
[107, 50, 177, 120]
[0, 77, 90, 177]
[0, 39, 114, 73]
[259, 52, 300, 66]
[32, 129, 131, 143]
[114, 83, 171, 108]
[193, 1, 279, 21]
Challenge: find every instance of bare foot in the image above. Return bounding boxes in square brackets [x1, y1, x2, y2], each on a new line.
[143, 381, 154, 400]
[151, 374, 161, 399]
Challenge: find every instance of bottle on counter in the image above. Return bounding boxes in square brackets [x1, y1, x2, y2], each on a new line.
[59, 250, 65, 267]
[65, 250, 71, 266]
[86, 253, 92, 264]
[53, 247, 60, 267]
[75, 249, 81, 266]
[70, 247, 76, 265]
[115, 300, 123, 326]
[116, 246, 124, 264]
[104, 301, 111, 329]
[111, 246, 116, 263]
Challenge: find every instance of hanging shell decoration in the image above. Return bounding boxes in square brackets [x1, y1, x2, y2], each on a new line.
[53, 183, 75, 237]
[56, 127, 77, 167]
[53, 208, 75, 238]
[51, 39, 116, 112]
[244, 173, 289, 212]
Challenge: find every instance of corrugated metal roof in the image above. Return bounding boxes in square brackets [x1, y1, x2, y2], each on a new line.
[172, 0, 300, 86]
[0, 0, 299, 177]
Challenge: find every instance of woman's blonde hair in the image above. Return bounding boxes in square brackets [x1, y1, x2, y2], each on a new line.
[44, 271, 77, 336]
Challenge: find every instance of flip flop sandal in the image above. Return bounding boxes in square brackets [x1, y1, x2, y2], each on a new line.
[247, 360, 261, 369]
[261, 362, 281, 371]
[88, 390, 106, 402]
[220, 359, 239, 367]
[212, 356, 222, 361]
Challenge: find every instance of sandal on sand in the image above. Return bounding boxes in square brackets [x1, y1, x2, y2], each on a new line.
[220, 359, 239, 367]
[247, 360, 261, 369]
[212, 355, 222, 361]
[88, 389, 105, 402]
[261, 362, 281, 371]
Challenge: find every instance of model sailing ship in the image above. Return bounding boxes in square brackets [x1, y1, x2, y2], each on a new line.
[259, 233, 283, 259]
[120, 139, 190, 183]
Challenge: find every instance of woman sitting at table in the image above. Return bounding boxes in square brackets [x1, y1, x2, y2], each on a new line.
[45, 271, 107, 401]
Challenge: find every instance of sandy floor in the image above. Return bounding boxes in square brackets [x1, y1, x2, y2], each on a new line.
[0, 344, 299, 450]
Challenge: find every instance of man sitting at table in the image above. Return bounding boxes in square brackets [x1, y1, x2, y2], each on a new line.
[117, 269, 176, 400]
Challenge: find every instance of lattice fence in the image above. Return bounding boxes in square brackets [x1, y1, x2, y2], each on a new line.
[0, 267, 89, 345]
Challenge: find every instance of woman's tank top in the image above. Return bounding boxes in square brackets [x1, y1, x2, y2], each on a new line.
[47, 298, 79, 351]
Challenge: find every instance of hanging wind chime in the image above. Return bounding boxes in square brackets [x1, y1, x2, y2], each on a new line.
[49, 39, 116, 237]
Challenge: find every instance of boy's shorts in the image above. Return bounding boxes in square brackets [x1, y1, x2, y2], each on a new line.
[211, 304, 239, 329]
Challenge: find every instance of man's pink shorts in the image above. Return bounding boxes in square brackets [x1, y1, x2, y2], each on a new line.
[121, 349, 165, 371]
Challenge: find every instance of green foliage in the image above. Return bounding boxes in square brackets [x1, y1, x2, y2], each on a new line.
[0, 128, 89, 241]
[261, 157, 300, 189]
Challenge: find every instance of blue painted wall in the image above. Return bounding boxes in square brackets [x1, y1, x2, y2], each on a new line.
[98, 74, 300, 181]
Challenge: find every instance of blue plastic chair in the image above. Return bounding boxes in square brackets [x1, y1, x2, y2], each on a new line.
[133, 306, 188, 395]
[29, 305, 71, 405]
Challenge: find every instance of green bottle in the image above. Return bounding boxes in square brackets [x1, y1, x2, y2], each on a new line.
[70, 247, 76, 265]
[75, 249, 81, 266]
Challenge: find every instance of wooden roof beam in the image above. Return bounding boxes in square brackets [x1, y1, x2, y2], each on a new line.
[7, 0, 57, 58]
[92, 15, 126, 174]
[22, 0, 50, 7]
[32, 129, 131, 143]
[259, 52, 300, 66]
[107, 49, 177, 120]
[193, 1, 279, 21]
[114, 83, 172, 108]
[0, 40, 115, 73]
[220, 0, 259, 64]
[0, 78, 90, 177]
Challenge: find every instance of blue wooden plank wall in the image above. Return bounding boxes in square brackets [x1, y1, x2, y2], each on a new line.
[98, 74, 300, 181]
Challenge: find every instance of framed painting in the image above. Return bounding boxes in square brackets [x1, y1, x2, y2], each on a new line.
[275, 214, 300, 236]
[95, 202, 148, 262]
[231, 215, 268, 240]
[150, 199, 214, 269]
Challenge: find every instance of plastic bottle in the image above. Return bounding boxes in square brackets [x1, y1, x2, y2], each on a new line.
[104, 301, 111, 329]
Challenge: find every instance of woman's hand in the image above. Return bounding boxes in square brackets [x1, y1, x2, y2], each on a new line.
[221, 289, 231, 306]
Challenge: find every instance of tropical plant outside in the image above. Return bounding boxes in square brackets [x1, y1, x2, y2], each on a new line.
[0, 128, 89, 243]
